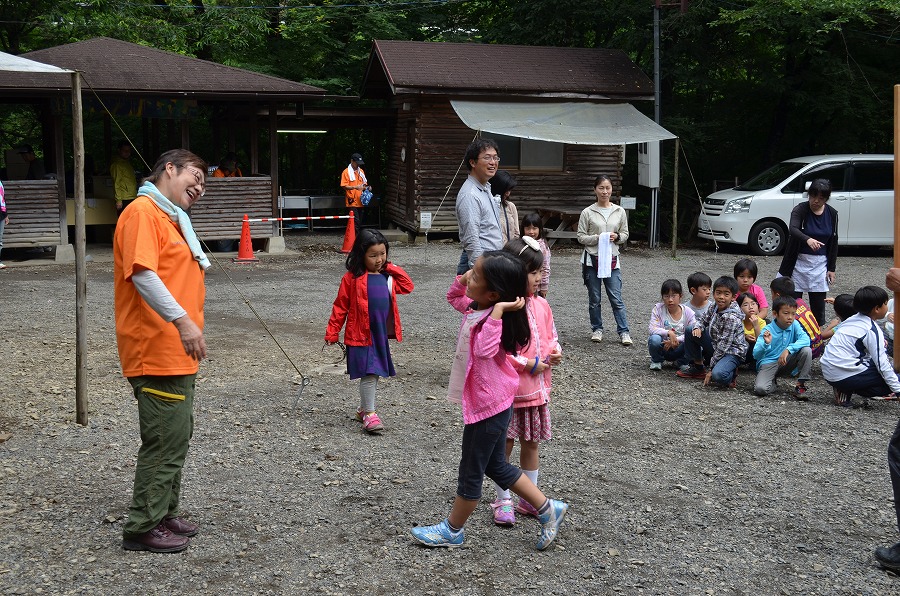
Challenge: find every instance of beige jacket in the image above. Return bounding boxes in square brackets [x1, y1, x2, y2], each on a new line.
[498, 199, 520, 245]
[577, 202, 629, 263]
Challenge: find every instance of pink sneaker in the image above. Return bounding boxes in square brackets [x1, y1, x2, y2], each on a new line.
[491, 499, 515, 526]
[361, 412, 384, 433]
[515, 498, 540, 518]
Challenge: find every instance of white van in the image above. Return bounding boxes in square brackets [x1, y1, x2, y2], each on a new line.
[697, 154, 894, 255]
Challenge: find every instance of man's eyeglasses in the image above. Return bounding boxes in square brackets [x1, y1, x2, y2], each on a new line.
[479, 155, 500, 163]
[185, 166, 206, 196]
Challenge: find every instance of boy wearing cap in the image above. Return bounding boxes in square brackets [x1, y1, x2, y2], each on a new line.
[341, 152, 370, 233]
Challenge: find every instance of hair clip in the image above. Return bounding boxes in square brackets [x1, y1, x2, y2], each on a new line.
[518, 236, 540, 255]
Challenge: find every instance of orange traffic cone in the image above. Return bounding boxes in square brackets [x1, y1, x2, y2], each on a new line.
[232, 214, 259, 263]
[341, 211, 356, 253]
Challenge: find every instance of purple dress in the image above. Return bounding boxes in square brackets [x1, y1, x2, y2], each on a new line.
[347, 274, 396, 380]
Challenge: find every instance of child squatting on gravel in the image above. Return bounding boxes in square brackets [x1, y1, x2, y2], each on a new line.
[325, 229, 413, 434]
[821, 285, 900, 407]
[647, 279, 695, 370]
[676, 276, 747, 388]
[488, 237, 563, 527]
[751, 295, 812, 399]
[411, 251, 569, 549]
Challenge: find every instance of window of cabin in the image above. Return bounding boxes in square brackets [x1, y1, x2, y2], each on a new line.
[491, 134, 564, 171]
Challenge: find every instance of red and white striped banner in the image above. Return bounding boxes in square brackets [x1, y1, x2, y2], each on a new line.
[246, 215, 351, 223]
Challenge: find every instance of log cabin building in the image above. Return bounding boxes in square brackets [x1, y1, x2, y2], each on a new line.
[360, 40, 670, 235]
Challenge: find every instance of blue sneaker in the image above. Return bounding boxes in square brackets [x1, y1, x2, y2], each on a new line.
[536, 499, 569, 550]
[410, 519, 464, 547]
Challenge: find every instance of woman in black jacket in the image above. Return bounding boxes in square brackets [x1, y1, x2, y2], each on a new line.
[777, 178, 838, 325]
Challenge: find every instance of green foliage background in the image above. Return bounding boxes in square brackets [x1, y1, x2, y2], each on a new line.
[2, 0, 899, 235]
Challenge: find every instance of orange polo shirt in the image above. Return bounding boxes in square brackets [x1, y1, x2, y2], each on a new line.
[340, 166, 366, 208]
[114, 196, 206, 377]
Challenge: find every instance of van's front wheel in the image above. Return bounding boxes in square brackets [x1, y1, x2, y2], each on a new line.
[749, 220, 786, 256]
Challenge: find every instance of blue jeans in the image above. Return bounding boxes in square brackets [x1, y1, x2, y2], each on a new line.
[648, 334, 687, 365]
[582, 263, 630, 335]
[684, 330, 741, 386]
[456, 250, 470, 275]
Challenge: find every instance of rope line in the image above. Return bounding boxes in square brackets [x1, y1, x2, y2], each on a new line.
[677, 141, 719, 252]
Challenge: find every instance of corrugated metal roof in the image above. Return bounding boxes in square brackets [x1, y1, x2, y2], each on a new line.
[1, 37, 324, 99]
[363, 40, 654, 100]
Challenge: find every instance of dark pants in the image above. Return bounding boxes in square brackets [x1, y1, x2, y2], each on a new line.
[794, 291, 826, 326]
[349, 206, 362, 234]
[457, 406, 522, 500]
[828, 366, 900, 398]
[889, 419, 900, 532]
[456, 250, 470, 276]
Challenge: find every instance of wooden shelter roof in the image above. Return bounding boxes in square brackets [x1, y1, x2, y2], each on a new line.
[0, 37, 325, 100]
[362, 40, 654, 101]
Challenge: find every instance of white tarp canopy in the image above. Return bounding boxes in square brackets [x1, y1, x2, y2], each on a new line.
[450, 100, 676, 145]
[0, 50, 72, 73]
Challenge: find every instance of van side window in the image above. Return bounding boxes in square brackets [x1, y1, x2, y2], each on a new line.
[852, 162, 893, 191]
[786, 164, 849, 194]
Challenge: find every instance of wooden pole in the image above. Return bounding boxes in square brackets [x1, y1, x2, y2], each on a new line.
[72, 71, 88, 425]
[672, 138, 679, 258]
[893, 85, 899, 369]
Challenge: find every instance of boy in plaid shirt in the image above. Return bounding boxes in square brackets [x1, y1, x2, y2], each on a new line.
[677, 276, 747, 388]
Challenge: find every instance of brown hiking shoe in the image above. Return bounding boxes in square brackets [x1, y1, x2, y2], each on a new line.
[123, 520, 190, 553]
[163, 516, 199, 537]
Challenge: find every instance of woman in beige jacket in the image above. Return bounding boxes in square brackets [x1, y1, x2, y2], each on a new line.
[576, 175, 632, 346]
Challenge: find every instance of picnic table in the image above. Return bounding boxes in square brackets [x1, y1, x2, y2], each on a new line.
[536, 206, 584, 248]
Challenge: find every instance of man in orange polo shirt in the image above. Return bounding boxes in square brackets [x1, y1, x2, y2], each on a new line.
[340, 152, 370, 234]
[115, 149, 209, 553]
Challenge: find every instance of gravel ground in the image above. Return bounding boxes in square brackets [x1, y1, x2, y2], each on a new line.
[1, 232, 899, 595]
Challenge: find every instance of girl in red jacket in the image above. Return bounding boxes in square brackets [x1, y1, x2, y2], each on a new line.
[325, 230, 413, 433]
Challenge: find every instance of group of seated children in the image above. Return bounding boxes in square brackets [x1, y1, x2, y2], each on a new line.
[648, 258, 899, 405]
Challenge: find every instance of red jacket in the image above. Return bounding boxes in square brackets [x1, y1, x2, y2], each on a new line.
[325, 263, 414, 346]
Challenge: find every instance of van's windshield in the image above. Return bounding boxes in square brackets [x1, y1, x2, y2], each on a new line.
[735, 161, 809, 191]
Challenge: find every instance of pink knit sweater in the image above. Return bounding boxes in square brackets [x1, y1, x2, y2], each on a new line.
[447, 277, 520, 424]
[508, 296, 559, 408]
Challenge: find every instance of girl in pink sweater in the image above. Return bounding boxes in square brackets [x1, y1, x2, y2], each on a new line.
[489, 237, 562, 527]
[411, 251, 569, 550]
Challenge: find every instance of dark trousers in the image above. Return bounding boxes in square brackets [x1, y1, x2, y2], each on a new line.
[349, 206, 363, 233]
[828, 366, 900, 398]
[457, 406, 522, 500]
[794, 291, 826, 326]
[889, 419, 900, 532]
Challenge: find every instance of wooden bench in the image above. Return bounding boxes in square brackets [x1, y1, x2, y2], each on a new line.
[1, 180, 63, 248]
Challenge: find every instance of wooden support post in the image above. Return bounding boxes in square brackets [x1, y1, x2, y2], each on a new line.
[72, 71, 88, 426]
[672, 138, 679, 258]
[893, 85, 899, 369]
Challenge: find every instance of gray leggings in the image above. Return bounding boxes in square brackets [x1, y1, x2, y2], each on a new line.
[359, 375, 379, 412]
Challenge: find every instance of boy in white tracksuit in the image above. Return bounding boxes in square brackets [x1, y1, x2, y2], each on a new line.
[821, 285, 900, 405]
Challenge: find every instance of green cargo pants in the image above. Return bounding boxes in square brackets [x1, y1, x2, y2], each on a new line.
[122, 374, 196, 537]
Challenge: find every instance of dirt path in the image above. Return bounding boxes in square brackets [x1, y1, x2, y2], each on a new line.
[1, 234, 898, 594]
